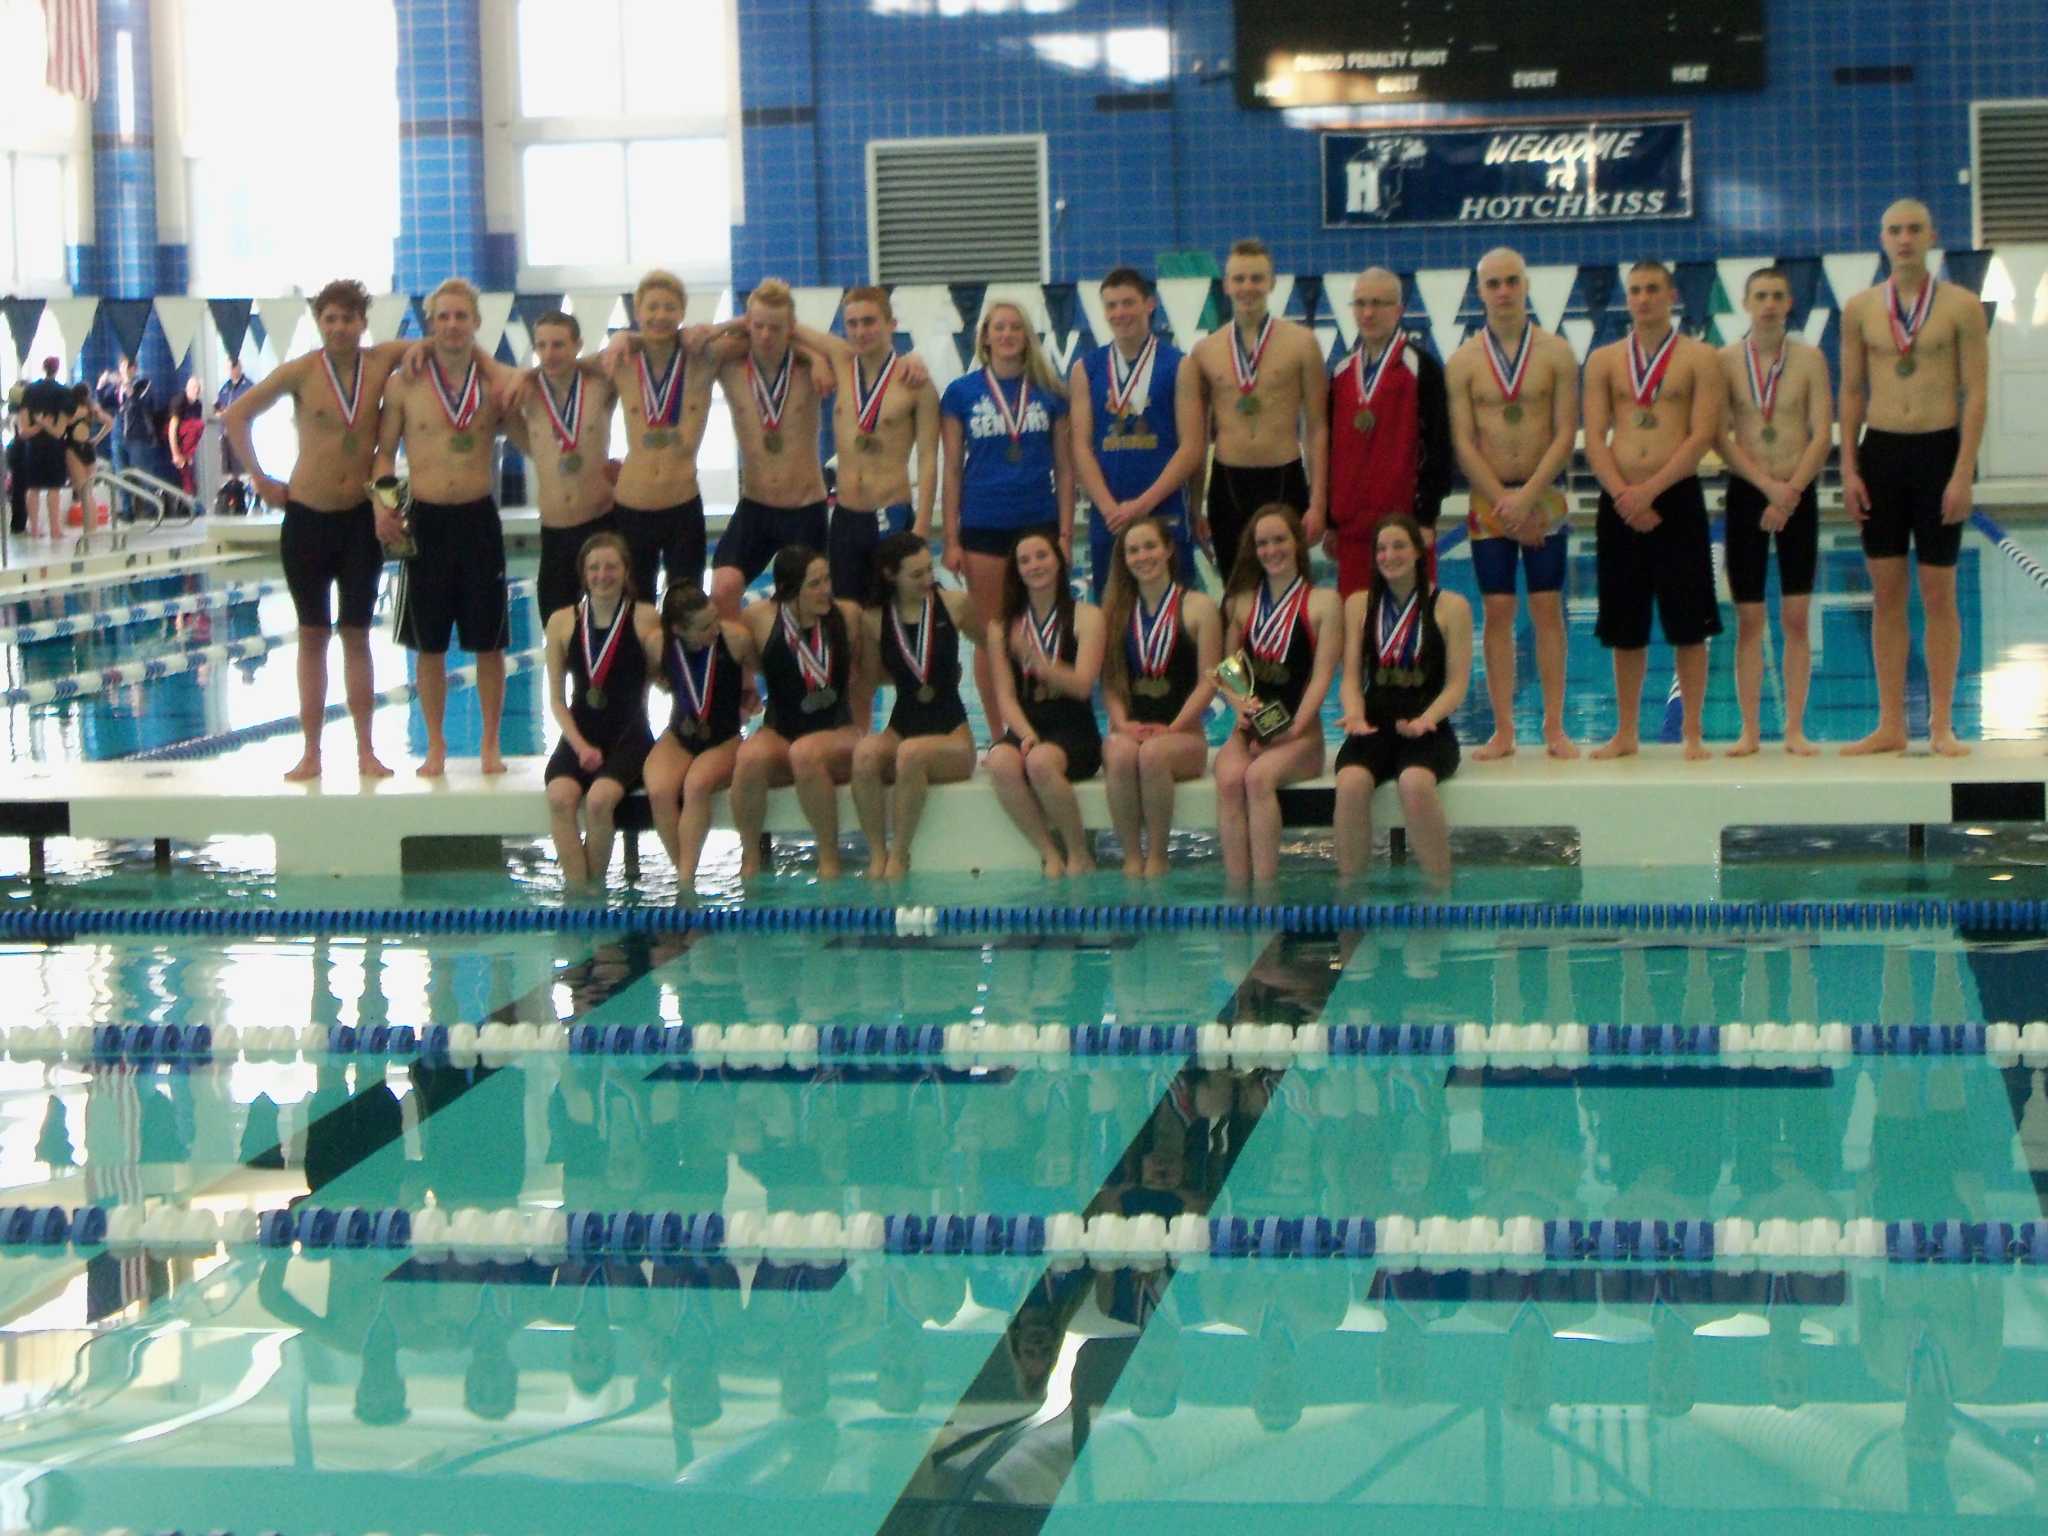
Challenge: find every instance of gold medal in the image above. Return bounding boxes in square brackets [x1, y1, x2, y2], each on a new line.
[916, 684, 935, 703]
[1760, 426, 1777, 446]
[450, 431, 475, 453]
[1353, 408, 1375, 434]
[340, 431, 359, 454]
[585, 685, 606, 710]
[1005, 443, 1023, 464]
[1633, 410, 1658, 430]
[561, 452, 583, 473]
[764, 429, 784, 454]
[1502, 404, 1524, 425]
[857, 432, 879, 453]
[1235, 395, 1261, 417]
[1895, 357, 1916, 378]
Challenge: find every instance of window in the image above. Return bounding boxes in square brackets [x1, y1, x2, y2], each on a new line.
[181, 0, 400, 294]
[0, 152, 66, 294]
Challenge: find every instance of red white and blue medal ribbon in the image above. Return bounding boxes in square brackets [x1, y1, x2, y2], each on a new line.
[749, 350, 793, 434]
[1352, 332, 1405, 410]
[890, 591, 934, 689]
[1375, 588, 1422, 668]
[1132, 584, 1181, 677]
[638, 346, 684, 428]
[1230, 315, 1274, 402]
[1626, 326, 1680, 409]
[322, 351, 363, 430]
[982, 367, 1031, 452]
[428, 355, 480, 432]
[1482, 323, 1532, 405]
[579, 597, 629, 698]
[1248, 575, 1308, 662]
[1887, 273, 1935, 360]
[1105, 334, 1157, 421]
[854, 352, 896, 436]
[1025, 601, 1062, 667]
[540, 370, 583, 451]
[1743, 336, 1786, 423]
[780, 603, 831, 691]
[674, 637, 716, 721]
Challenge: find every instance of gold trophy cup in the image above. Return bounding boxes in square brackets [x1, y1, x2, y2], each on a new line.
[1214, 649, 1292, 741]
[366, 475, 418, 560]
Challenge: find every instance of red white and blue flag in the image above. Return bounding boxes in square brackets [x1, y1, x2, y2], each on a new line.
[43, 0, 99, 104]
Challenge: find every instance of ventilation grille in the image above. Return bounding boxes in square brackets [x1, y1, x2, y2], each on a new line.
[867, 136, 1047, 285]
[1976, 102, 2048, 245]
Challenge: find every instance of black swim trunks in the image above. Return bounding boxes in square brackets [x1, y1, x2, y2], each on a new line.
[1594, 476, 1723, 650]
[1206, 459, 1310, 579]
[1723, 477, 1819, 604]
[1856, 426, 1964, 567]
[391, 496, 509, 655]
[282, 500, 384, 630]
[614, 498, 706, 601]
[713, 497, 830, 586]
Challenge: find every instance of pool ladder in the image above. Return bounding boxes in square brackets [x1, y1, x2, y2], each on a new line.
[83, 465, 201, 553]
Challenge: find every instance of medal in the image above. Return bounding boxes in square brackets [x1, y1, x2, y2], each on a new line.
[917, 684, 935, 703]
[1130, 582, 1181, 692]
[982, 366, 1032, 466]
[637, 342, 685, 445]
[801, 686, 838, 713]
[323, 349, 364, 449]
[1350, 331, 1403, 439]
[853, 350, 897, 449]
[427, 353, 482, 452]
[749, 348, 793, 454]
[1760, 427, 1777, 445]
[857, 433, 879, 452]
[340, 432, 358, 453]
[1483, 321, 1533, 428]
[578, 595, 630, 714]
[1229, 314, 1274, 420]
[680, 716, 703, 741]
[1103, 334, 1157, 437]
[1248, 574, 1308, 673]
[890, 591, 939, 704]
[674, 636, 717, 735]
[1886, 272, 1935, 379]
[1625, 325, 1679, 431]
[1375, 585, 1423, 671]
[541, 368, 585, 467]
[1022, 599, 1062, 674]
[1744, 334, 1786, 443]
[780, 601, 834, 705]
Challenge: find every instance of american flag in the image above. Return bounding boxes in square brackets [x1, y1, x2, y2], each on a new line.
[43, 0, 99, 104]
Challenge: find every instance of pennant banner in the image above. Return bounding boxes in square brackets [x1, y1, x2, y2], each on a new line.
[1413, 269, 1471, 350]
[100, 299, 154, 364]
[364, 292, 411, 347]
[255, 295, 310, 361]
[153, 296, 208, 366]
[475, 291, 514, 358]
[207, 297, 253, 361]
[1525, 264, 1578, 332]
[1, 298, 46, 366]
[43, 297, 101, 366]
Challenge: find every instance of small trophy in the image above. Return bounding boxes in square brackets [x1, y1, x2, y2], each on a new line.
[1214, 649, 1292, 741]
[366, 475, 418, 560]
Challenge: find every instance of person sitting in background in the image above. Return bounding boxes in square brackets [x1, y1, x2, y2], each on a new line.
[544, 533, 662, 886]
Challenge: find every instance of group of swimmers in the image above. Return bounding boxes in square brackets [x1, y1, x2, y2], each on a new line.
[208, 195, 1983, 886]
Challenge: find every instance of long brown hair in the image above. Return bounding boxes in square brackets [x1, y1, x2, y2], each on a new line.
[998, 530, 1076, 641]
[1100, 517, 1179, 700]
[578, 531, 637, 604]
[1223, 503, 1313, 608]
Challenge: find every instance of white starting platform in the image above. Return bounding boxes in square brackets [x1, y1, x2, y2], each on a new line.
[210, 503, 738, 552]
[2, 742, 2042, 877]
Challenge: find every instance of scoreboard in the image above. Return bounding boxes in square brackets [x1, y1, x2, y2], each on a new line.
[1237, 1, 1765, 109]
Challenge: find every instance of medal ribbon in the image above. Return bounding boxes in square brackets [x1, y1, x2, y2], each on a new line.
[1626, 327, 1680, 409]
[890, 591, 934, 688]
[322, 351, 363, 430]
[1483, 323, 1532, 404]
[1026, 601, 1062, 666]
[1230, 315, 1274, 400]
[579, 597, 630, 696]
[540, 370, 583, 452]
[1352, 332, 1405, 409]
[780, 604, 832, 690]
[1131, 584, 1182, 677]
[637, 345, 684, 428]
[749, 350, 793, 433]
[1743, 337, 1786, 424]
[854, 352, 897, 436]
[1248, 575, 1308, 662]
[1375, 588, 1422, 669]
[982, 367, 1031, 451]
[1105, 335, 1158, 419]
[428, 355, 480, 432]
[1887, 274, 1935, 360]
[673, 637, 716, 721]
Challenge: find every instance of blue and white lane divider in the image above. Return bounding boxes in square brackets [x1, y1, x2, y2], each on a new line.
[4, 897, 2047, 940]
[2, 630, 296, 706]
[0, 578, 288, 647]
[7, 1201, 2048, 1271]
[1973, 508, 2048, 594]
[21, 1017, 2048, 1068]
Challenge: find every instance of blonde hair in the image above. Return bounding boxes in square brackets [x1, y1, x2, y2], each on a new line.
[747, 277, 795, 315]
[974, 299, 1066, 397]
[635, 269, 686, 308]
[426, 276, 480, 321]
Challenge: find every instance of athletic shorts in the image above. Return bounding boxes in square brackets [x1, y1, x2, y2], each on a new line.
[282, 500, 383, 630]
[1470, 530, 1568, 597]
[22, 434, 68, 490]
[959, 520, 1059, 560]
[1206, 459, 1310, 579]
[1594, 477, 1723, 651]
[829, 500, 913, 605]
[392, 497, 509, 656]
[1856, 426, 1964, 567]
[1724, 477, 1819, 604]
[544, 727, 655, 793]
[1334, 723, 1460, 787]
[713, 496, 830, 587]
[994, 726, 1101, 782]
[537, 512, 621, 621]
[614, 498, 706, 602]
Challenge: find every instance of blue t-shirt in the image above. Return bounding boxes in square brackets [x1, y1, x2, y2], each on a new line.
[941, 368, 1067, 531]
[1083, 340, 1185, 525]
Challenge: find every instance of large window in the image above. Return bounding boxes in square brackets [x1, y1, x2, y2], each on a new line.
[181, 0, 400, 295]
[2, 0, 76, 296]
[509, 0, 734, 289]
[0, 152, 66, 294]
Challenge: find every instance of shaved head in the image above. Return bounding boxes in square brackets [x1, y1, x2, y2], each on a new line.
[1351, 267, 1404, 344]
[1477, 246, 1526, 280]
[1881, 197, 1934, 232]
[1354, 267, 1401, 299]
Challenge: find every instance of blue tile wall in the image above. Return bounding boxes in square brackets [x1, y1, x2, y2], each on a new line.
[394, 0, 489, 291]
[732, 0, 2048, 284]
[87, 0, 159, 301]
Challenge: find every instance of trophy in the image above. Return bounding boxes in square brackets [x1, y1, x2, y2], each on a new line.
[366, 475, 418, 560]
[1213, 649, 1292, 741]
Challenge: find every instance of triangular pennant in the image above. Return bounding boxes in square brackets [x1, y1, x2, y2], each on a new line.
[256, 295, 310, 361]
[1524, 265, 1578, 332]
[1940, 249, 1993, 297]
[1799, 308, 1832, 348]
[1820, 252, 1880, 311]
[100, 299, 154, 363]
[1293, 274, 1327, 327]
[474, 291, 514, 357]
[1924, 247, 1946, 287]
[1320, 272, 1361, 348]
[949, 283, 989, 335]
[1041, 283, 1078, 350]
[1575, 263, 1616, 316]
[792, 286, 844, 335]
[363, 292, 411, 347]
[1313, 323, 1343, 369]
[684, 285, 730, 326]
[206, 298, 252, 361]
[1671, 262, 1716, 332]
[567, 289, 624, 335]
[1560, 318, 1596, 364]
[1043, 327, 1083, 377]
[1074, 279, 1111, 354]
[500, 317, 533, 365]
[886, 284, 970, 393]
[1413, 268, 1471, 351]
[43, 297, 100, 363]
[153, 296, 208, 367]
[1989, 248, 2048, 329]
[1267, 272, 1297, 321]
[511, 292, 565, 334]
[1155, 277, 1213, 348]
[1, 298, 45, 366]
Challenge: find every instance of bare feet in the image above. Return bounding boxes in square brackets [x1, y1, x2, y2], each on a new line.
[1682, 738, 1711, 762]
[861, 859, 890, 882]
[1065, 849, 1096, 877]
[1544, 731, 1580, 761]
[1930, 730, 1971, 758]
[816, 849, 843, 881]
[480, 748, 507, 775]
[739, 849, 763, 880]
[884, 853, 910, 880]
[1590, 732, 1639, 760]
[284, 753, 322, 783]
[417, 747, 447, 778]
[1784, 732, 1820, 758]
[1143, 852, 1170, 878]
[1473, 733, 1516, 762]
[1841, 726, 1908, 756]
[1121, 854, 1146, 878]
[358, 749, 394, 779]
[1040, 851, 1064, 878]
[1725, 734, 1760, 759]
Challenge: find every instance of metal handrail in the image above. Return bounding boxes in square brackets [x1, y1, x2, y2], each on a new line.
[105, 467, 200, 523]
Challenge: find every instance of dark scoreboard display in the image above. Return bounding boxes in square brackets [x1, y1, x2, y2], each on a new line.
[1237, 1, 1765, 108]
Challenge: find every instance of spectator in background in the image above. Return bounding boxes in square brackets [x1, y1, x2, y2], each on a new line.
[111, 357, 162, 521]
[168, 376, 206, 499]
[213, 356, 254, 512]
[19, 358, 79, 539]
